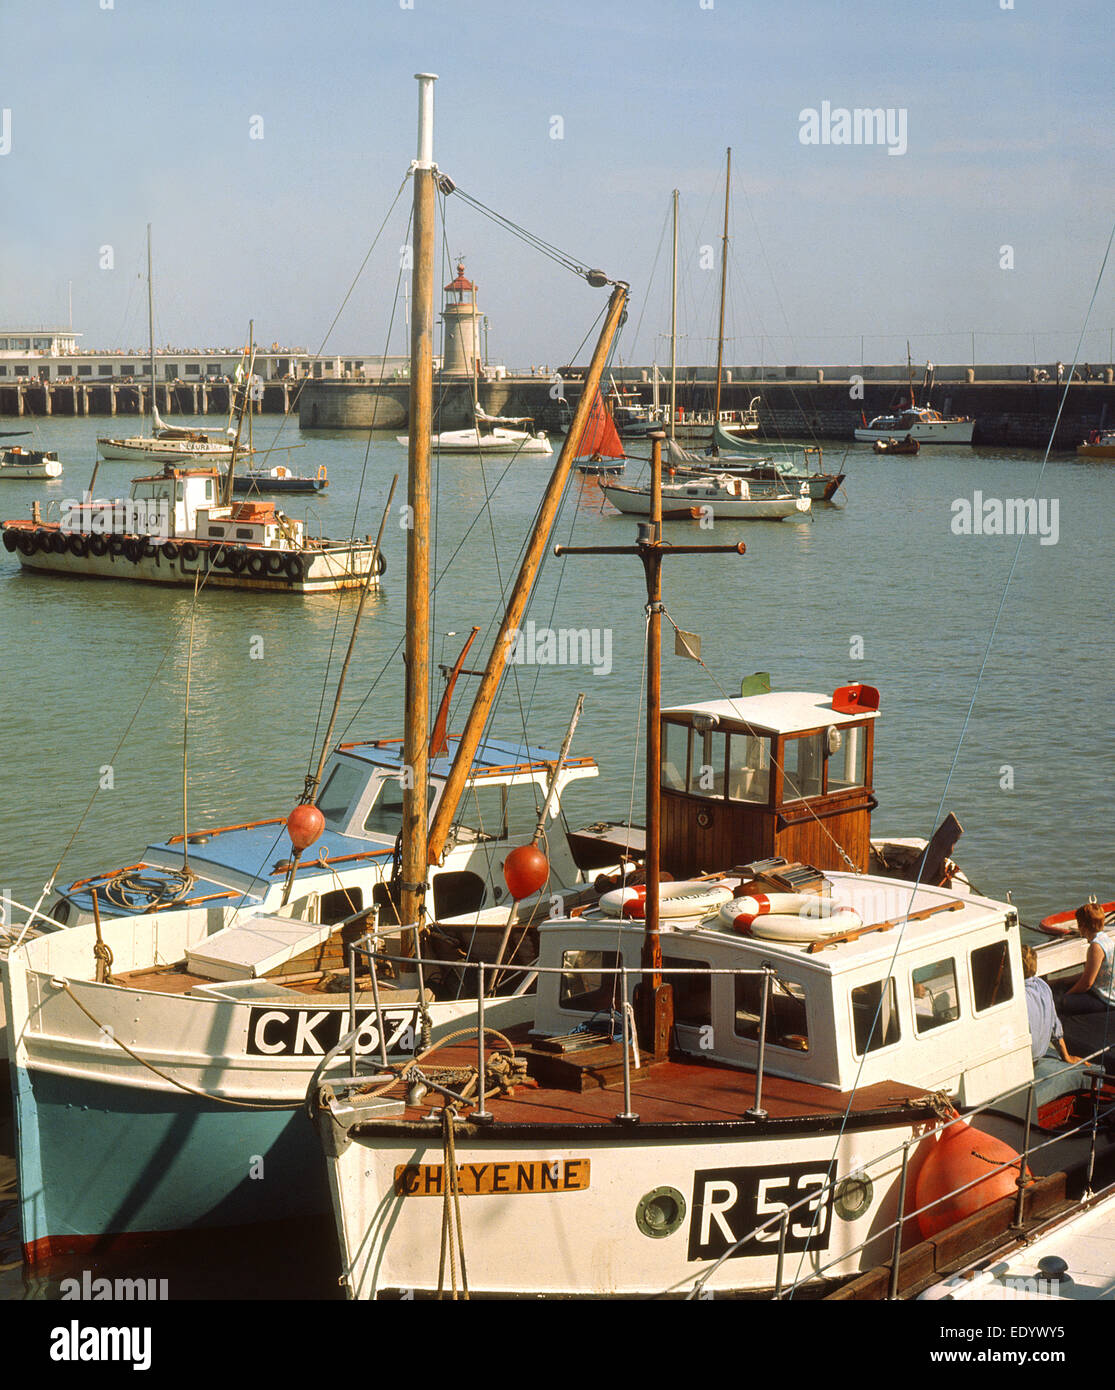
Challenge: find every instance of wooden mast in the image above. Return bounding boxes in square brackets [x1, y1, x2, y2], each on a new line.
[146, 224, 155, 426]
[669, 191, 678, 441]
[426, 280, 629, 865]
[555, 433, 746, 1051]
[713, 148, 731, 430]
[399, 72, 438, 939]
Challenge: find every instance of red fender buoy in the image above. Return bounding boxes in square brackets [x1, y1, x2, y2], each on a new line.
[503, 843, 549, 900]
[914, 1118, 1021, 1239]
[287, 803, 325, 853]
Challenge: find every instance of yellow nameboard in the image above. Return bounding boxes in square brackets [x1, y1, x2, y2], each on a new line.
[394, 1158, 590, 1197]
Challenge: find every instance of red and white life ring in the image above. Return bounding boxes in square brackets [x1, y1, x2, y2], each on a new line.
[1038, 900, 1115, 938]
[599, 880, 734, 920]
[719, 892, 863, 942]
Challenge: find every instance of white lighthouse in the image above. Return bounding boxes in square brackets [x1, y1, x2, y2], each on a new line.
[441, 262, 482, 377]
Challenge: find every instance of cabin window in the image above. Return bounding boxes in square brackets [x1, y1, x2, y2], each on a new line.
[432, 871, 486, 918]
[782, 733, 824, 801]
[687, 729, 727, 799]
[851, 978, 901, 1055]
[734, 974, 810, 1052]
[727, 732, 772, 804]
[316, 762, 364, 826]
[559, 949, 623, 1014]
[205, 481, 214, 500]
[321, 886, 362, 925]
[913, 958, 960, 1033]
[361, 775, 435, 836]
[455, 783, 508, 840]
[662, 721, 689, 791]
[235, 528, 253, 540]
[971, 940, 1013, 1012]
[662, 955, 712, 1028]
[207, 526, 225, 537]
[826, 724, 867, 794]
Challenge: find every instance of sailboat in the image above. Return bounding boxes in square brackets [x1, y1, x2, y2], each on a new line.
[96, 228, 235, 465]
[1, 73, 632, 1262]
[314, 434, 1114, 1300]
[573, 389, 626, 474]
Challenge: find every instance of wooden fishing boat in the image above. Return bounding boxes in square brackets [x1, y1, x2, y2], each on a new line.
[0, 445, 62, 479]
[1, 73, 633, 1264]
[315, 437, 1108, 1300]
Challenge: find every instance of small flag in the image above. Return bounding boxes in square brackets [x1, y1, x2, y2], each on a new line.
[740, 671, 771, 696]
[675, 628, 701, 661]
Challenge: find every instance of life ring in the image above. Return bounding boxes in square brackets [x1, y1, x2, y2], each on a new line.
[88, 534, 108, 557]
[284, 554, 305, 582]
[177, 542, 195, 561]
[2, 530, 18, 553]
[69, 534, 89, 557]
[247, 552, 268, 578]
[720, 893, 863, 942]
[599, 880, 734, 920]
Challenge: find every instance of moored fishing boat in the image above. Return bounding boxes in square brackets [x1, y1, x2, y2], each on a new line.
[1, 71, 635, 1264]
[1076, 429, 1115, 459]
[0, 445, 63, 479]
[315, 436, 1108, 1300]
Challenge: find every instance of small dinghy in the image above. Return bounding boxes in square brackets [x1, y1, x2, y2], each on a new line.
[873, 436, 920, 455]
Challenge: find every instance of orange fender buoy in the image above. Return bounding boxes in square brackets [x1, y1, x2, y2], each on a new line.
[914, 1118, 1021, 1239]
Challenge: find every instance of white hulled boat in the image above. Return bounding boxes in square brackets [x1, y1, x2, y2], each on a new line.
[0, 445, 62, 479]
[855, 405, 974, 445]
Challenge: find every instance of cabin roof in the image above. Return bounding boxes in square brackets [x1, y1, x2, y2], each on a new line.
[335, 735, 597, 779]
[131, 467, 224, 482]
[558, 874, 1012, 978]
[661, 690, 878, 736]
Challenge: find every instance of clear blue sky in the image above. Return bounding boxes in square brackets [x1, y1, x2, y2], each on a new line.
[2, 0, 1111, 367]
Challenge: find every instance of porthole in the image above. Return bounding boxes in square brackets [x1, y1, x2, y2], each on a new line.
[636, 1186, 686, 1238]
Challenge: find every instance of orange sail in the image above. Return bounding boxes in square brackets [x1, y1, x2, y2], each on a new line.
[575, 390, 625, 459]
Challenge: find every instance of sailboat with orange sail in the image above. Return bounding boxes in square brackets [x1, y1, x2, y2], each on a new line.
[573, 388, 626, 474]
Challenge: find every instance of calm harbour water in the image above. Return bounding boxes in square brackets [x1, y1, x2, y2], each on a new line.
[0, 412, 1111, 1299]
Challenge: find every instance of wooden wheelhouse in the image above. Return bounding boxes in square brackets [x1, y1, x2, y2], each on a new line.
[659, 686, 879, 877]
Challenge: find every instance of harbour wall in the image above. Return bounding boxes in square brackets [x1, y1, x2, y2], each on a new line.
[5, 371, 1115, 448]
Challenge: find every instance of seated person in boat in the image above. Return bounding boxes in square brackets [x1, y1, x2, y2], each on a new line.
[1058, 902, 1115, 1017]
[1022, 945, 1082, 1107]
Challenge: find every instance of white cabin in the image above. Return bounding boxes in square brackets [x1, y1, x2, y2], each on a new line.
[532, 871, 1033, 1110]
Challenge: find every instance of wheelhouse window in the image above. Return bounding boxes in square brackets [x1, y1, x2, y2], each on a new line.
[971, 940, 1013, 1012]
[782, 732, 824, 801]
[913, 958, 960, 1033]
[826, 724, 866, 794]
[851, 978, 901, 1055]
[455, 782, 542, 842]
[362, 774, 436, 836]
[316, 762, 365, 826]
[727, 731, 771, 804]
[687, 729, 727, 799]
[662, 720, 688, 791]
[734, 973, 810, 1052]
[560, 949, 622, 1013]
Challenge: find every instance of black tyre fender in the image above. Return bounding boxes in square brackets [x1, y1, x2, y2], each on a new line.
[69, 534, 89, 557]
[246, 552, 268, 578]
[49, 530, 68, 554]
[108, 534, 126, 558]
[284, 553, 304, 582]
[88, 534, 108, 557]
[2, 529, 19, 553]
[16, 531, 36, 556]
[177, 542, 195, 562]
[226, 546, 248, 574]
[374, 549, 386, 576]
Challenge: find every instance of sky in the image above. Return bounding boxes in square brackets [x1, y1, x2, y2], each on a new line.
[1, 0, 1112, 369]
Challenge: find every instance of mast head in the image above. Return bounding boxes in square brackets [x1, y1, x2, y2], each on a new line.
[414, 73, 438, 169]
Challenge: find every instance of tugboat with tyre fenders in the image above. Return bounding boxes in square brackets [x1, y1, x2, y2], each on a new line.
[0, 464, 384, 594]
